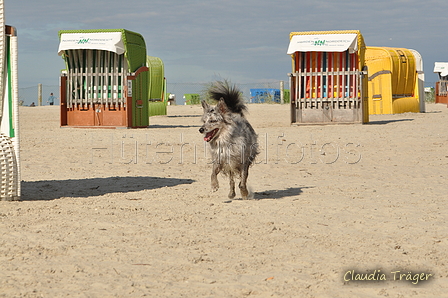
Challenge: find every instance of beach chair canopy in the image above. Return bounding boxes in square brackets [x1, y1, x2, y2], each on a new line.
[287, 33, 358, 54]
[58, 29, 147, 73]
[434, 62, 448, 77]
[58, 32, 125, 55]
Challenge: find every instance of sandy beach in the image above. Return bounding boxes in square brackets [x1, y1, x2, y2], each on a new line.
[1, 103, 447, 297]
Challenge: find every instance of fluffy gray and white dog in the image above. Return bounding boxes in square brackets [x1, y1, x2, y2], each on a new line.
[199, 81, 259, 200]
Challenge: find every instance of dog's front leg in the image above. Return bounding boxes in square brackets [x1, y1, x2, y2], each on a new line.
[211, 163, 221, 192]
[239, 164, 250, 199]
[228, 172, 236, 199]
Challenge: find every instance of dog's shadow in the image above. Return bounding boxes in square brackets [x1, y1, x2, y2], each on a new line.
[253, 186, 313, 200]
[21, 176, 195, 201]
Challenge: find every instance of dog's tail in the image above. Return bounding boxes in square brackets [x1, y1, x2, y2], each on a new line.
[209, 80, 247, 116]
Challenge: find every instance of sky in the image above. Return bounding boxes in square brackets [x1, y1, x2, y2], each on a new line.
[5, 0, 448, 92]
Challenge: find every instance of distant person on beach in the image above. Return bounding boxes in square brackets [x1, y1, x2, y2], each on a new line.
[30, 102, 35, 107]
[47, 93, 56, 105]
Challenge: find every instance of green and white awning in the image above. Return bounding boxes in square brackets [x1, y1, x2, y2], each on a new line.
[287, 33, 358, 54]
[434, 62, 448, 77]
[58, 32, 125, 55]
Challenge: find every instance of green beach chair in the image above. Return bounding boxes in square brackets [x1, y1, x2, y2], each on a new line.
[58, 29, 166, 127]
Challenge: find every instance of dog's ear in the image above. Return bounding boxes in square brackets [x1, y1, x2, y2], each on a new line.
[216, 99, 228, 114]
[201, 100, 210, 110]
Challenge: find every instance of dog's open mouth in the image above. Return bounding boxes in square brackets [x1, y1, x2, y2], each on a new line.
[204, 128, 219, 142]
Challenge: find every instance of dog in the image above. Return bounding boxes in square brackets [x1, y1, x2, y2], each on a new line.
[199, 81, 259, 200]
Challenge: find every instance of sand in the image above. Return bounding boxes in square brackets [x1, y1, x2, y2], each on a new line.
[0, 103, 447, 297]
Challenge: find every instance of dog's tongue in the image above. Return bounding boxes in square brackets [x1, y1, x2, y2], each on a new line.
[204, 129, 218, 142]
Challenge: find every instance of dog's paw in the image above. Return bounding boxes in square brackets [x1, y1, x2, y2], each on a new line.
[241, 192, 254, 200]
[211, 178, 219, 192]
[240, 187, 254, 200]
[211, 184, 219, 192]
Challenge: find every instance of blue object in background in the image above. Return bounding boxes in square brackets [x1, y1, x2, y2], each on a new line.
[250, 88, 281, 103]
